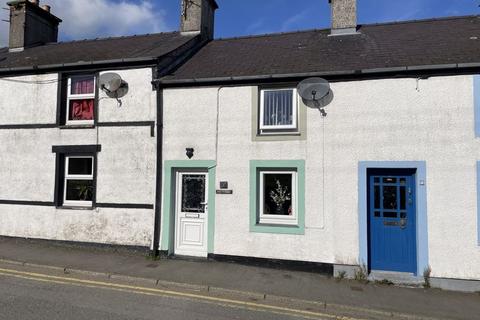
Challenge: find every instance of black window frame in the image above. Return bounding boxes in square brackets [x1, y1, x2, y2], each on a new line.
[52, 145, 101, 209]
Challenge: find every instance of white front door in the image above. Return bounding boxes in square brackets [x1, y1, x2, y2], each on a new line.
[174, 171, 208, 257]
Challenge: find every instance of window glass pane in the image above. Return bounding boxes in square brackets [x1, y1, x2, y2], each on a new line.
[383, 211, 397, 218]
[69, 99, 94, 121]
[263, 173, 293, 216]
[68, 158, 93, 175]
[383, 186, 397, 210]
[181, 174, 206, 213]
[374, 186, 380, 209]
[400, 186, 406, 210]
[263, 90, 293, 126]
[71, 76, 95, 95]
[66, 180, 93, 201]
[383, 177, 396, 184]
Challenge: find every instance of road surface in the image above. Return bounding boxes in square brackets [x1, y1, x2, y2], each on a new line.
[0, 267, 351, 320]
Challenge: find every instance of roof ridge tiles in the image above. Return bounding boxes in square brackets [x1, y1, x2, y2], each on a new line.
[359, 14, 479, 28]
[0, 30, 182, 50]
[212, 14, 480, 42]
[2, 14, 477, 50]
[53, 30, 180, 45]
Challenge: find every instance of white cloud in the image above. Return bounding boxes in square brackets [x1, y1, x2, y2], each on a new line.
[0, 0, 169, 47]
[281, 9, 310, 32]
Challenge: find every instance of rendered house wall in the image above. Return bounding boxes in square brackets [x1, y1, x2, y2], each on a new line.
[162, 75, 480, 280]
[0, 68, 156, 246]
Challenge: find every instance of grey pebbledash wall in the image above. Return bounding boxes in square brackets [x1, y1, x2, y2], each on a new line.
[0, 68, 157, 247]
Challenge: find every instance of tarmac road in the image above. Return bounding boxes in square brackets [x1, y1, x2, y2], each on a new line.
[1, 235, 480, 320]
[0, 268, 350, 320]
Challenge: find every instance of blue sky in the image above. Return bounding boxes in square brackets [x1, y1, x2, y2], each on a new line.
[176, 0, 480, 38]
[0, 0, 479, 46]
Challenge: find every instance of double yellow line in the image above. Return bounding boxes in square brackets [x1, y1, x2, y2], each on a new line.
[0, 267, 360, 320]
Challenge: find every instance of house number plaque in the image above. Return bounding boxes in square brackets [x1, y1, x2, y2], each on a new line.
[216, 190, 233, 195]
[216, 181, 232, 194]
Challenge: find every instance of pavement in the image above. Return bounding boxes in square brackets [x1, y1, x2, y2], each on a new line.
[0, 237, 479, 320]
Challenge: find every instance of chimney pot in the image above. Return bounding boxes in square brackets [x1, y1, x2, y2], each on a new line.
[329, 0, 359, 36]
[42, 5, 51, 13]
[29, 0, 39, 5]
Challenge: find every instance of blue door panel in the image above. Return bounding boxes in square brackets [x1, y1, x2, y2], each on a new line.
[368, 169, 417, 273]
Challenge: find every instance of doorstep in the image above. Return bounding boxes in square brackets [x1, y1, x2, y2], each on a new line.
[369, 270, 423, 286]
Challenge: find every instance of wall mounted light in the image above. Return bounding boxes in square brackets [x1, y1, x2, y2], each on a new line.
[186, 148, 194, 159]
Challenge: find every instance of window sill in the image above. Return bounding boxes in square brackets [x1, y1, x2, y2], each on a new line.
[56, 206, 95, 211]
[253, 132, 305, 142]
[59, 124, 95, 130]
[258, 131, 301, 136]
[250, 223, 304, 235]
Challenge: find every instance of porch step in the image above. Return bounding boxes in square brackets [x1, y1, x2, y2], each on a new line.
[369, 271, 424, 287]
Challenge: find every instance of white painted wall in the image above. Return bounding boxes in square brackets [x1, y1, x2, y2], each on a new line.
[0, 69, 156, 247]
[0, 75, 58, 124]
[163, 75, 480, 280]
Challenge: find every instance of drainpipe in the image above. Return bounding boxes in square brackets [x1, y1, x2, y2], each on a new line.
[152, 78, 164, 256]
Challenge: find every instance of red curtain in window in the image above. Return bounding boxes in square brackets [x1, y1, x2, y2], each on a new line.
[71, 77, 94, 95]
[70, 99, 94, 120]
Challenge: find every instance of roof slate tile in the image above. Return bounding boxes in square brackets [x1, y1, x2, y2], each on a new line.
[164, 15, 480, 81]
[0, 32, 196, 71]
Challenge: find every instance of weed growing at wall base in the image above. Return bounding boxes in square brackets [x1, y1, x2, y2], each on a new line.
[354, 264, 369, 283]
[335, 270, 347, 282]
[423, 266, 432, 288]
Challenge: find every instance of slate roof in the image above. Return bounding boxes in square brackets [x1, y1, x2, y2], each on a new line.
[162, 15, 480, 83]
[0, 32, 197, 72]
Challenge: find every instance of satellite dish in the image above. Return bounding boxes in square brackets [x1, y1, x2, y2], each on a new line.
[99, 72, 129, 102]
[99, 72, 123, 93]
[297, 77, 333, 115]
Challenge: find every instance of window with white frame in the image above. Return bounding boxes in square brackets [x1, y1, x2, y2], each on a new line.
[259, 170, 297, 225]
[66, 75, 96, 125]
[63, 156, 94, 207]
[259, 88, 298, 133]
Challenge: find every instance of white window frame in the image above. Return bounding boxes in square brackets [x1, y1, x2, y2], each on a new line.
[259, 88, 298, 131]
[63, 156, 94, 207]
[66, 75, 96, 125]
[259, 170, 298, 225]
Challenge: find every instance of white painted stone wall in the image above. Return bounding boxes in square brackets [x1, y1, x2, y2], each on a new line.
[163, 75, 480, 280]
[0, 68, 157, 247]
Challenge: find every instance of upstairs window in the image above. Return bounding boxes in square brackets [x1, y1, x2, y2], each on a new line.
[259, 88, 298, 134]
[65, 75, 96, 125]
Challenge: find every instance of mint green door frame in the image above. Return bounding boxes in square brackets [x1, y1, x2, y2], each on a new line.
[161, 160, 216, 254]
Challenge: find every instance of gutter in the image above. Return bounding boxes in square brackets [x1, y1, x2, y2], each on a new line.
[0, 57, 160, 76]
[155, 62, 480, 86]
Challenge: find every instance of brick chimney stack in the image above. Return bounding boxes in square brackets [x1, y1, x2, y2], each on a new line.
[329, 0, 359, 36]
[7, 0, 62, 52]
[180, 0, 218, 40]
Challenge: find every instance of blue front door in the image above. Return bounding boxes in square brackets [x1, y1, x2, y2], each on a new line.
[368, 169, 417, 273]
